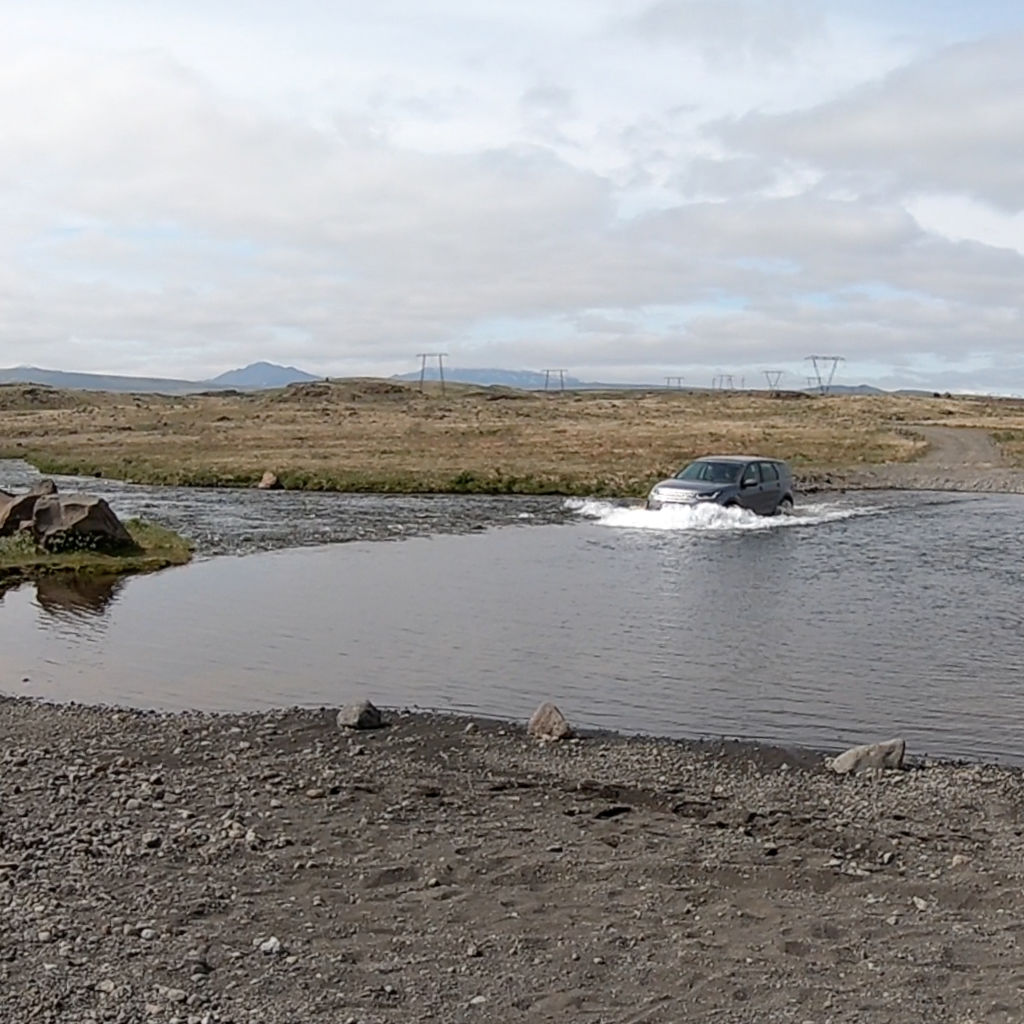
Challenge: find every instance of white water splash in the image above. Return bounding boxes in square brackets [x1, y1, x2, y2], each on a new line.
[564, 497, 873, 532]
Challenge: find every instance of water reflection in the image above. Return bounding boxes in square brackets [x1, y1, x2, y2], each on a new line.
[34, 574, 123, 618]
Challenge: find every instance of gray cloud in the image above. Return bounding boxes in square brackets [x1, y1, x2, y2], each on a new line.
[710, 34, 1024, 211]
[674, 156, 784, 199]
[629, 0, 827, 65]
[2, 5, 1024, 392]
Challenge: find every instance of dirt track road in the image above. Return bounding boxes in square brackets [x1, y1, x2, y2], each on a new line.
[912, 426, 1006, 468]
[844, 425, 1024, 493]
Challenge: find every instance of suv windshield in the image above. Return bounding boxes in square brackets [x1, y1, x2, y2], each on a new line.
[676, 461, 741, 484]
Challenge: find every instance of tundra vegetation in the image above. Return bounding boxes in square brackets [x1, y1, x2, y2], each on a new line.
[2, 379, 1024, 496]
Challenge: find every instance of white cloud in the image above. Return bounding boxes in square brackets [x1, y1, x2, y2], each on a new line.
[1, 2, 1024, 390]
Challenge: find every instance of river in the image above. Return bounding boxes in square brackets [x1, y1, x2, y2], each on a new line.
[1, 461, 1022, 763]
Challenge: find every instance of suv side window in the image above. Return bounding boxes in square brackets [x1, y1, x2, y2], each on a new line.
[759, 462, 779, 482]
[741, 462, 761, 486]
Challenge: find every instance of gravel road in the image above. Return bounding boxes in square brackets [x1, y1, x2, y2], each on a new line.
[804, 425, 1024, 494]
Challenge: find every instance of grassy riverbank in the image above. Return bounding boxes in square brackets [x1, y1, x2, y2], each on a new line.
[4, 380, 1024, 495]
[0, 519, 193, 587]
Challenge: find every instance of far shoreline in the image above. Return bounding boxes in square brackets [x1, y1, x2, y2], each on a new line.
[4, 384, 1024, 498]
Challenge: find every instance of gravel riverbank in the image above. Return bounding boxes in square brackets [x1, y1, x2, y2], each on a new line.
[2, 698, 1024, 1023]
[802, 425, 1024, 495]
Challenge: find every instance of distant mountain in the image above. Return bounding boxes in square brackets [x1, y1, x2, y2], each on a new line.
[0, 364, 973, 398]
[208, 361, 321, 388]
[0, 366, 198, 393]
[393, 367, 586, 389]
[0, 362, 320, 394]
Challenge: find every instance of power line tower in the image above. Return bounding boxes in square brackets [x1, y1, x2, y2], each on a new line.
[763, 369, 783, 395]
[416, 352, 448, 394]
[664, 375, 685, 388]
[712, 374, 735, 390]
[542, 369, 567, 391]
[805, 355, 844, 395]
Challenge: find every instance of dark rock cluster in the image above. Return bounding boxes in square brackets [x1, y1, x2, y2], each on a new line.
[0, 479, 133, 553]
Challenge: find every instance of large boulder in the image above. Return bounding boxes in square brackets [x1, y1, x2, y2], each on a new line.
[0, 480, 62, 536]
[28, 478, 57, 496]
[830, 737, 906, 775]
[527, 702, 573, 741]
[30, 494, 135, 553]
[0, 492, 43, 536]
[257, 471, 283, 490]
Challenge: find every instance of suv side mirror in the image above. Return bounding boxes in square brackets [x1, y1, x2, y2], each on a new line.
[741, 477, 757, 488]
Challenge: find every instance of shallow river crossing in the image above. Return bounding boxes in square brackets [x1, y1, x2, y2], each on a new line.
[1, 461, 1022, 763]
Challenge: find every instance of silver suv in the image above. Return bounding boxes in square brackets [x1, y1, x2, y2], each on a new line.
[647, 456, 794, 515]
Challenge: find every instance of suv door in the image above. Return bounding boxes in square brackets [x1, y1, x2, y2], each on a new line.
[757, 461, 783, 513]
[737, 461, 763, 511]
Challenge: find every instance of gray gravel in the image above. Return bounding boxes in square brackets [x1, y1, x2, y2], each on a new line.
[802, 425, 1024, 495]
[3, 698, 1024, 1022]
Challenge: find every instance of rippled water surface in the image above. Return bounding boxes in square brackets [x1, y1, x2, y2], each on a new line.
[0, 460, 572, 552]
[1, 460, 1023, 762]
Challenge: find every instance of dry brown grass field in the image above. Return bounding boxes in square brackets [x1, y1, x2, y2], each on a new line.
[3, 380, 1024, 495]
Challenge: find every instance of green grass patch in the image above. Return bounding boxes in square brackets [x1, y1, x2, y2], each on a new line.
[0, 518, 193, 587]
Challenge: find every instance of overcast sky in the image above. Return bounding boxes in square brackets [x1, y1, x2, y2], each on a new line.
[4, 1, 1024, 390]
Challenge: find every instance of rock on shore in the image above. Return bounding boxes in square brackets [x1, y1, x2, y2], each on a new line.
[1, 698, 1023, 1023]
[830, 737, 907, 774]
[527, 701, 573, 741]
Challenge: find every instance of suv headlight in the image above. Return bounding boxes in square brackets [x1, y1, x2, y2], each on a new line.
[696, 490, 720, 501]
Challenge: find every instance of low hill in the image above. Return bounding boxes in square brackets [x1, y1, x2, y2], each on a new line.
[208, 362, 321, 388]
[813, 383, 885, 395]
[393, 367, 587, 389]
